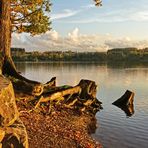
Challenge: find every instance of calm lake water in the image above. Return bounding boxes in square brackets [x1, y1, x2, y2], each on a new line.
[15, 62, 148, 148]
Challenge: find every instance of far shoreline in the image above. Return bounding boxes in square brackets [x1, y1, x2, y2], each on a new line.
[11, 47, 148, 63]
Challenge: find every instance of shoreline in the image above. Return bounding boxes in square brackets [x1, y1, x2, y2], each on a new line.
[16, 93, 102, 148]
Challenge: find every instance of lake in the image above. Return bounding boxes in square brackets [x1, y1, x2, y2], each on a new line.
[15, 62, 148, 148]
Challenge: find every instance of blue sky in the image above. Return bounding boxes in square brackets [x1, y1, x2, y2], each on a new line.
[51, 0, 148, 39]
[12, 0, 148, 51]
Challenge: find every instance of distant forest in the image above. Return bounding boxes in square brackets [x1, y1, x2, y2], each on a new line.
[11, 47, 148, 62]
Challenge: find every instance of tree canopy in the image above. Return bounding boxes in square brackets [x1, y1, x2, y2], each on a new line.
[11, 0, 52, 35]
[94, 0, 102, 6]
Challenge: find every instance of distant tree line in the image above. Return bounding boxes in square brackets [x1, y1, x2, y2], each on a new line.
[11, 47, 148, 62]
[107, 48, 148, 62]
[11, 48, 107, 62]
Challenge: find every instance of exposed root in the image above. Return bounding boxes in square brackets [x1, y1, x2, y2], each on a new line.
[2, 57, 102, 114]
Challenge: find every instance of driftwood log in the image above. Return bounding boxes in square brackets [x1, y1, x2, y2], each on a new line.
[112, 90, 134, 117]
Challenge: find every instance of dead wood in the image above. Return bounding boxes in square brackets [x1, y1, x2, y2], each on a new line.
[2, 57, 102, 114]
[112, 90, 135, 117]
[33, 79, 102, 114]
[37, 86, 81, 103]
[112, 90, 134, 106]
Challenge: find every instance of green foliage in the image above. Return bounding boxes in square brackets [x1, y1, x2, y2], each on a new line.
[11, 0, 52, 35]
[11, 49, 107, 62]
[107, 48, 148, 62]
[94, 0, 102, 6]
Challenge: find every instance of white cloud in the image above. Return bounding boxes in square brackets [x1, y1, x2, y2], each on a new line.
[105, 37, 148, 49]
[54, 1, 148, 24]
[68, 28, 79, 42]
[51, 9, 80, 20]
[81, 4, 95, 9]
[51, 2, 97, 21]
[12, 28, 148, 52]
[131, 11, 148, 21]
[50, 30, 59, 40]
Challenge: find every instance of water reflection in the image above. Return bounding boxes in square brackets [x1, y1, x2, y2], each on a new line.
[107, 61, 148, 69]
[113, 103, 135, 117]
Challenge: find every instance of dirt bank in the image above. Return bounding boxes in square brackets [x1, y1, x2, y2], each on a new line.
[16, 94, 102, 148]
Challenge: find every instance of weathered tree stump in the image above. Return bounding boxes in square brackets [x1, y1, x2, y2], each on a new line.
[0, 75, 28, 148]
[112, 90, 135, 117]
[78, 79, 97, 99]
[112, 90, 134, 106]
[34, 79, 102, 114]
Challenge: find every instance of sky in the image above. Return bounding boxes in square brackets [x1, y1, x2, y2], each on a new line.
[12, 0, 148, 52]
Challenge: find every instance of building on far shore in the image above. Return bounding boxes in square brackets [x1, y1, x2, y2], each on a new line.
[11, 48, 26, 56]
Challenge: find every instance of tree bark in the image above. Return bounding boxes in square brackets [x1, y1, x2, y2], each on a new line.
[0, 75, 28, 148]
[0, 0, 11, 57]
[0, 0, 18, 76]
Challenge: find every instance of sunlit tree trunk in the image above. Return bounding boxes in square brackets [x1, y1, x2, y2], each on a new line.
[0, 0, 32, 84]
[0, 0, 10, 73]
[0, 0, 11, 57]
[0, 0, 17, 76]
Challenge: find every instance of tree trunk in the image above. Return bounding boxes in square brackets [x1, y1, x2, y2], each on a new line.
[0, 0, 18, 76]
[0, 0, 43, 95]
[0, 0, 11, 74]
[0, 0, 11, 57]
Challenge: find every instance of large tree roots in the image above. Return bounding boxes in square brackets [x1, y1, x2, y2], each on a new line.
[2, 57, 102, 115]
[32, 79, 102, 114]
[0, 58, 102, 148]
